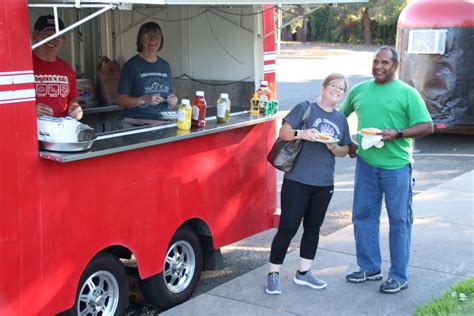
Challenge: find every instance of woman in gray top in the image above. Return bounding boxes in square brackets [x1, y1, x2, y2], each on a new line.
[117, 22, 178, 119]
[266, 73, 351, 295]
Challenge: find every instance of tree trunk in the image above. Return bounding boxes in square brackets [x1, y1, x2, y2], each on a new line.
[362, 6, 371, 45]
[302, 5, 308, 43]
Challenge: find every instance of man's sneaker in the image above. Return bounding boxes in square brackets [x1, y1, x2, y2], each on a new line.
[293, 271, 327, 289]
[346, 270, 383, 283]
[266, 272, 282, 295]
[379, 278, 408, 294]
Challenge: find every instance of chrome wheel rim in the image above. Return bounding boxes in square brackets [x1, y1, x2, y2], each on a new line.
[77, 270, 120, 315]
[163, 240, 196, 293]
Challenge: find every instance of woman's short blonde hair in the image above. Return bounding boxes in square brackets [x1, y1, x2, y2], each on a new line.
[322, 73, 348, 92]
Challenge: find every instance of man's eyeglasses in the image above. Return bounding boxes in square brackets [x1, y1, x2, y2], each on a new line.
[328, 83, 346, 92]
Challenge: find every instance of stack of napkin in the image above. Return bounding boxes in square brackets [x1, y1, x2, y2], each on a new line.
[360, 128, 384, 150]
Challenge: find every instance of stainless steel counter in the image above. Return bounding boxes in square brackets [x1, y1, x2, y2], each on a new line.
[39, 111, 278, 163]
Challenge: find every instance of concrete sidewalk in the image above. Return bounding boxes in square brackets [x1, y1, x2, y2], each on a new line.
[163, 171, 474, 316]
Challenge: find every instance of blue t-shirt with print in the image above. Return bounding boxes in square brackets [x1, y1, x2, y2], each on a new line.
[118, 54, 174, 119]
[283, 101, 351, 186]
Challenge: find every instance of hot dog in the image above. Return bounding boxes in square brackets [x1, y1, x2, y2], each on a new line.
[317, 133, 332, 140]
[361, 128, 382, 136]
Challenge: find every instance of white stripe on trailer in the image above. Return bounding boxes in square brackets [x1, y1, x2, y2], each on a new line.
[264, 64, 276, 73]
[0, 72, 35, 85]
[264, 53, 276, 62]
[0, 98, 36, 105]
[0, 89, 36, 102]
[13, 74, 35, 84]
[0, 70, 34, 76]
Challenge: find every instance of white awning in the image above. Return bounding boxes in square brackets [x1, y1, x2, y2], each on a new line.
[29, 0, 367, 6]
[29, 0, 367, 49]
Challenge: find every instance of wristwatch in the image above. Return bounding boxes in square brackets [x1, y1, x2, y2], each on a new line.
[294, 130, 298, 138]
[396, 129, 403, 139]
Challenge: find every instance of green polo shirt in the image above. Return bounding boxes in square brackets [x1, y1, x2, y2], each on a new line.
[340, 79, 432, 169]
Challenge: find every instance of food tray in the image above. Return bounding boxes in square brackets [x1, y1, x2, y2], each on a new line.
[39, 139, 95, 152]
[158, 111, 179, 120]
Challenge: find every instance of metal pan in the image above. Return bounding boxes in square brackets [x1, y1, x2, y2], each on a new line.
[39, 139, 95, 152]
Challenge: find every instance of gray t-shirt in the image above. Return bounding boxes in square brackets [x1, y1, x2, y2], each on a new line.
[118, 54, 173, 119]
[283, 101, 351, 186]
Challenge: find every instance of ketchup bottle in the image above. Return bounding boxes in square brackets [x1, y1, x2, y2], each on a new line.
[192, 90, 207, 128]
[257, 80, 271, 113]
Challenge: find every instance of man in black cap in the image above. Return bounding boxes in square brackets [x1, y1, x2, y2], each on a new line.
[32, 15, 82, 119]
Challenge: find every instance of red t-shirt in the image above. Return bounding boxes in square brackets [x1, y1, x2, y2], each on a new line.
[33, 54, 78, 117]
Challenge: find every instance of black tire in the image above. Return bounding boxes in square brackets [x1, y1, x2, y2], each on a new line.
[139, 226, 203, 309]
[60, 252, 129, 316]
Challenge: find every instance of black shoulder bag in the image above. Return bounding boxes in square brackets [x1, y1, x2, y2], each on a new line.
[267, 101, 311, 172]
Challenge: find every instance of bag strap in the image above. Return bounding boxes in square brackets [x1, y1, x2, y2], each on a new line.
[300, 101, 312, 129]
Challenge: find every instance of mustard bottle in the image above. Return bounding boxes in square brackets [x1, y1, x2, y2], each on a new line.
[177, 99, 192, 130]
[249, 92, 260, 115]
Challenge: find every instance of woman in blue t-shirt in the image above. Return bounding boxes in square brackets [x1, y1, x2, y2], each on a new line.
[117, 22, 178, 119]
[265, 73, 351, 295]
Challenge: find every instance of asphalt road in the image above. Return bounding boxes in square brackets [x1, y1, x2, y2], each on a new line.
[126, 43, 474, 315]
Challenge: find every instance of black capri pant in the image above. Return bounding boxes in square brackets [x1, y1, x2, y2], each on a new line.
[270, 178, 334, 265]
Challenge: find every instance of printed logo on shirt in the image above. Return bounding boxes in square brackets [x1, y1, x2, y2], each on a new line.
[313, 118, 341, 138]
[35, 74, 70, 97]
[140, 72, 170, 95]
[140, 72, 168, 78]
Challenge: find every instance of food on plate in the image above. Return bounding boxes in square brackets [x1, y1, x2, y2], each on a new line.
[361, 127, 382, 136]
[316, 132, 333, 140]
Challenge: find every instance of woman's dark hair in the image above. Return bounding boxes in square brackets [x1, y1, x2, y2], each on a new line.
[136, 22, 164, 52]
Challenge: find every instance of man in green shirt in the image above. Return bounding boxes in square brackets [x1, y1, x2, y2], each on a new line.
[340, 46, 433, 293]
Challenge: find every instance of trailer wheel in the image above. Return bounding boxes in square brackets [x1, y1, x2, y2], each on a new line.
[140, 226, 203, 309]
[61, 253, 129, 316]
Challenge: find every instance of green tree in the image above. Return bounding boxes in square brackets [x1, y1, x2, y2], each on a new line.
[308, 6, 336, 42]
[339, 0, 408, 44]
[305, 0, 408, 44]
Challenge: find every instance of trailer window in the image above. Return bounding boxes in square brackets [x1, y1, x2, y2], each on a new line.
[408, 29, 447, 55]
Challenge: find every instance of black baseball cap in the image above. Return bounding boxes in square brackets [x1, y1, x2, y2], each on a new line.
[34, 15, 65, 32]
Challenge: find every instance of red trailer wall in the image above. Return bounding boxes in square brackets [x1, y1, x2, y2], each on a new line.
[0, 2, 277, 314]
[0, 1, 41, 315]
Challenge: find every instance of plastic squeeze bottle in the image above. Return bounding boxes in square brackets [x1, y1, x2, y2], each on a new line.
[256, 80, 271, 113]
[191, 90, 207, 128]
[177, 99, 192, 130]
[216, 93, 231, 123]
[249, 92, 260, 115]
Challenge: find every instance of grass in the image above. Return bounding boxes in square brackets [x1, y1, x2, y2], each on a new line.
[414, 277, 474, 316]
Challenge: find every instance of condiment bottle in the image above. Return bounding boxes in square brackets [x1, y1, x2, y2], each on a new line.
[191, 90, 207, 128]
[216, 93, 231, 123]
[256, 80, 271, 113]
[249, 92, 260, 115]
[177, 98, 192, 130]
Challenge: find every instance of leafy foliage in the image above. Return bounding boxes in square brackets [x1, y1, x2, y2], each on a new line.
[308, 6, 336, 42]
[282, 0, 409, 45]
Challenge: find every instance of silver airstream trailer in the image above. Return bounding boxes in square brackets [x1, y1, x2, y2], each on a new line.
[396, 0, 474, 133]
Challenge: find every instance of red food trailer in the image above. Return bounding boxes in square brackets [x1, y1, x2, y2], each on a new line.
[1, 0, 363, 314]
[396, 0, 474, 134]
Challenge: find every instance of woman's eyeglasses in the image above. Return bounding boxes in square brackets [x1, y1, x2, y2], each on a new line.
[328, 83, 346, 92]
[143, 32, 162, 39]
